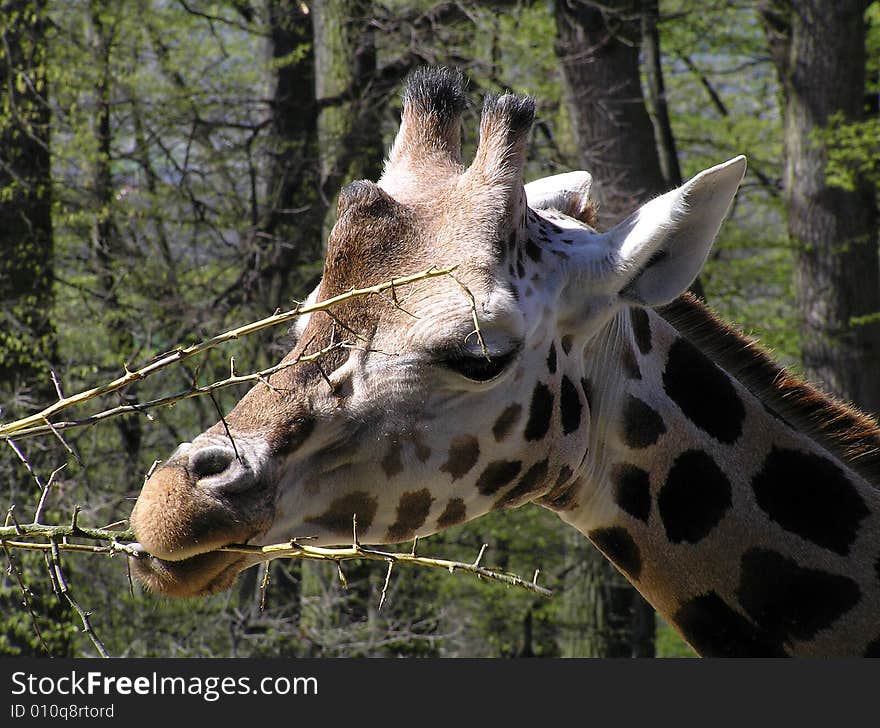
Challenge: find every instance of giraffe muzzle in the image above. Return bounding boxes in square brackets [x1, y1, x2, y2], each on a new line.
[128, 436, 278, 596]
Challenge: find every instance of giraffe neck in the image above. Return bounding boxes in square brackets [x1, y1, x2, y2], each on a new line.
[556, 297, 880, 657]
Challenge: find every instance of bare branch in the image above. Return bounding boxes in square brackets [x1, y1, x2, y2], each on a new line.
[8, 341, 347, 441]
[48, 538, 110, 658]
[0, 522, 552, 598]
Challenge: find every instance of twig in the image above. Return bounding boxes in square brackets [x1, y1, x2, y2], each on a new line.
[48, 538, 110, 658]
[5, 505, 24, 535]
[259, 561, 270, 612]
[473, 543, 488, 567]
[1, 541, 51, 655]
[41, 418, 80, 463]
[33, 463, 66, 525]
[0, 522, 136, 544]
[447, 271, 490, 360]
[6, 439, 45, 493]
[227, 541, 553, 598]
[335, 561, 348, 589]
[1, 539, 140, 557]
[209, 392, 241, 464]
[50, 369, 64, 401]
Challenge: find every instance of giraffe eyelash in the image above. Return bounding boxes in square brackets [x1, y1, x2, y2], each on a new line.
[439, 349, 519, 382]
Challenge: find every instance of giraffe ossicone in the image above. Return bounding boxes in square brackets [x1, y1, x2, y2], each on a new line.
[130, 68, 880, 657]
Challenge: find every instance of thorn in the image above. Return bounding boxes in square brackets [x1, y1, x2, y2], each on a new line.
[70, 505, 82, 534]
[49, 369, 64, 401]
[378, 561, 393, 612]
[335, 561, 348, 589]
[6, 505, 23, 535]
[209, 392, 242, 464]
[259, 561, 271, 612]
[145, 459, 161, 481]
[191, 361, 203, 389]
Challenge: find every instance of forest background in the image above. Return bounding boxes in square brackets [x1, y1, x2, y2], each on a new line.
[0, 0, 877, 658]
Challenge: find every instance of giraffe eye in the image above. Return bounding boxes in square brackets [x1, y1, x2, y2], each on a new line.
[441, 350, 517, 382]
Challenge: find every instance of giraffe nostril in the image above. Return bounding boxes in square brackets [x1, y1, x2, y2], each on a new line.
[189, 446, 235, 480]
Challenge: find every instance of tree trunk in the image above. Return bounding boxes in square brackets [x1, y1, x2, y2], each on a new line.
[0, 0, 80, 658]
[553, 0, 664, 658]
[762, 0, 880, 414]
[554, 0, 668, 225]
[0, 0, 55, 407]
[86, 3, 142, 460]
[641, 0, 682, 190]
[312, 0, 384, 233]
[249, 0, 325, 309]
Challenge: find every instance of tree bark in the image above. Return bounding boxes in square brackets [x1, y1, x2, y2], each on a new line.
[0, 0, 55, 407]
[554, 0, 668, 225]
[0, 0, 81, 659]
[86, 2, 141, 460]
[250, 0, 325, 309]
[553, 0, 669, 658]
[641, 0, 682, 190]
[312, 0, 384, 232]
[762, 0, 880, 414]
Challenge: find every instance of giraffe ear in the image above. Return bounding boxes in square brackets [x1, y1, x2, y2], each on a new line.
[612, 156, 747, 306]
[525, 171, 594, 222]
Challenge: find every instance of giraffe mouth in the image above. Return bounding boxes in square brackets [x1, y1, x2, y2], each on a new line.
[128, 542, 254, 598]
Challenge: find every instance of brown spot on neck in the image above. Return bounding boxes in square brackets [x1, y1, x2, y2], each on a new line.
[305, 491, 378, 535]
[381, 437, 403, 478]
[386, 489, 434, 541]
[436, 497, 467, 529]
[440, 435, 480, 480]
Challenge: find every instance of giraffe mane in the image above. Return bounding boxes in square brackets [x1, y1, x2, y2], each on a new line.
[658, 292, 880, 488]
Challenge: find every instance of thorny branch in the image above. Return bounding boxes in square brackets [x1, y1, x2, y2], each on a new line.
[7, 342, 347, 441]
[0, 520, 553, 599]
[0, 508, 549, 656]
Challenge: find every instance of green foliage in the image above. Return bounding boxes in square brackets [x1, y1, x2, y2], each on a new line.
[811, 3, 879, 192]
[816, 114, 880, 192]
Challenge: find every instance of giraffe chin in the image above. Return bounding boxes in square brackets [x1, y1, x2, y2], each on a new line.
[129, 549, 251, 598]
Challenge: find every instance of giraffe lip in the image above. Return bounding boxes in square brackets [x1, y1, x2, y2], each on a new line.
[129, 541, 221, 563]
[128, 533, 255, 563]
[129, 545, 251, 597]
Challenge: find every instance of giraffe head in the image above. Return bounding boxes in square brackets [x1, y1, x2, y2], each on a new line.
[130, 68, 745, 597]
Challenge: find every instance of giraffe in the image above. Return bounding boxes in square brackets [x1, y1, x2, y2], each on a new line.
[129, 68, 880, 657]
